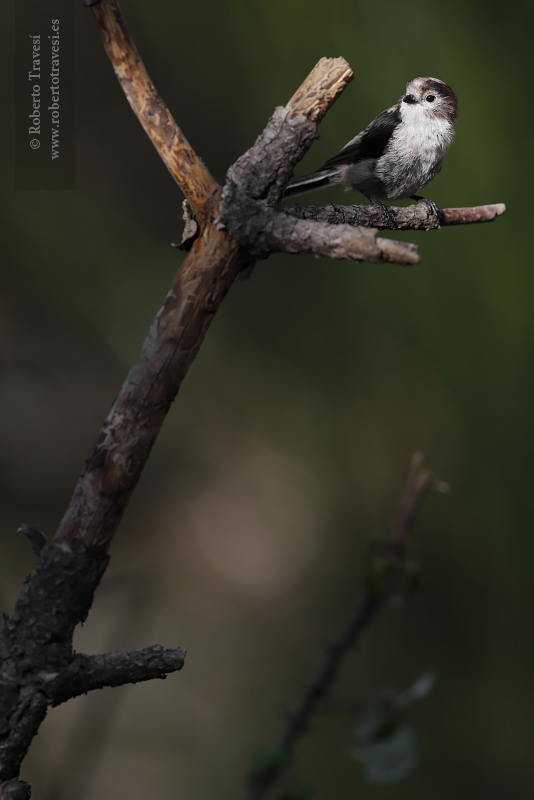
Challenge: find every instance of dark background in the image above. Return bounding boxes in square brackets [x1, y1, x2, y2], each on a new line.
[3, 1, 533, 798]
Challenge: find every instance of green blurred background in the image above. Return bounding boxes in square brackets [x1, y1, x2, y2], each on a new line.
[4, 0, 534, 797]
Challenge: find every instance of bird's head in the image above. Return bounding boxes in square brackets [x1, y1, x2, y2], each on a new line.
[400, 78, 458, 124]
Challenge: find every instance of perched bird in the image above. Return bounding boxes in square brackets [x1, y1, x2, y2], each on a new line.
[283, 77, 458, 222]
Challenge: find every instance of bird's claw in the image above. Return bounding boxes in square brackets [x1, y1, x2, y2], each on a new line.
[411, 195, 440, 219]
[373, 199, 398, 230]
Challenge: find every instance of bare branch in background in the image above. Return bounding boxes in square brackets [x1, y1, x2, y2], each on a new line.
[242, 454, 436, 800]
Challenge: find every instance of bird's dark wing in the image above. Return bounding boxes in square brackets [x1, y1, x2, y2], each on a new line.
[319, 107, 401, 170]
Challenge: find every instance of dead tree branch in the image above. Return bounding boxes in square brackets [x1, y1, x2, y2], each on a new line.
[243, 453, 436, 800]
[0, 779, 31, 800]
[51, 645, 186, 705]
[54, 38, 373, 558]
[86, 0, 219, 219]
[0, 0, 505, 791]
[283, 201, 507, 231]
[0, 1, 382, 785]
[218, 63, 420, 265]
[255, 216, 419, 264]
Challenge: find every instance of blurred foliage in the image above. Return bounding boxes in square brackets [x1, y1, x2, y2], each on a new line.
[350, 672, 436, 784]
[351, 723, 420, 784]
[3, 0, 534, 799]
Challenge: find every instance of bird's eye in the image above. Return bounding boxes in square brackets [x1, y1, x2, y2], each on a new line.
[403, 94, 416, 104]
[426, 94, 435, 102]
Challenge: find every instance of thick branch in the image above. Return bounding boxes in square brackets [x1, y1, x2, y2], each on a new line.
[54, 218, 245, 552]
[286, 58, 354, 124]
[89, 0, 219, 218]
[0, 541, 185, 780]
[1, 33, 382, 787]
[222, 58, 353, 208]
[53, 55, 361, 553]
[1, 43, 368, 784]
[2, 0, 497, 790]
[243, 454, 436, 800]
[0, 780, 31, 800]
[283, 201, 507, 231]
[0, 542, 110, 781]
[51, 645, 186, 705]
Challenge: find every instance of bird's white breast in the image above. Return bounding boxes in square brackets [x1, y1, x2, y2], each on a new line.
[376, 111, 455, 200]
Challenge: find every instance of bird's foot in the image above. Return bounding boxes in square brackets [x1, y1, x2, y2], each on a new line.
[360, 192, 398, 229]
[410, 195, 440, 220]
[372, 199, 398, 230]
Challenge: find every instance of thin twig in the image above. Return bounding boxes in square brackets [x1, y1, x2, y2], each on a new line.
[389, 451, 435, 545]
[242, 453, 436, 800]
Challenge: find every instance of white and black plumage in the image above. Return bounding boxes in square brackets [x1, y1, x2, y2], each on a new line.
[283, 77, 458, 214]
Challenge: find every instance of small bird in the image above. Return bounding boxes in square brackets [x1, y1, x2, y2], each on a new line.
[283, 77, 458, 223]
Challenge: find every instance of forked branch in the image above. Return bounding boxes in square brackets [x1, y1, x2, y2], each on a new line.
[218, 70, 420, 266]
[0, 0, 505, 794]
[0, 2, 404, 789]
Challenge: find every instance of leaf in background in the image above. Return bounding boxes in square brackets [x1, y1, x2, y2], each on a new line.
[396, 671, 436, 709]
[350, 723, 420, 783]
[354, 704, 399, 744]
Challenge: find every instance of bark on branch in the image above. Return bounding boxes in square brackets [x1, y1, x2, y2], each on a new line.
[87, 0, 219, 219]
[0, 780, 31, 800]
[258, 215, 419, 264]
[0, 541, 186, 782]
[283, 201, 507, 231]
[218, 65, 421, 266]
[51, 645, 186, 705]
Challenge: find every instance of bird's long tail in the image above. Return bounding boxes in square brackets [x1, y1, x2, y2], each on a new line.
[282, 169, 339, 199]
